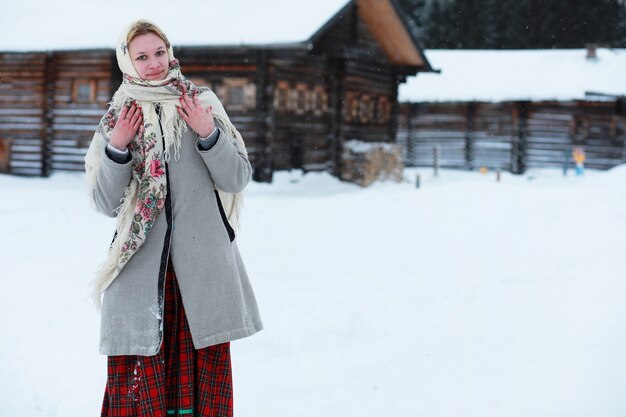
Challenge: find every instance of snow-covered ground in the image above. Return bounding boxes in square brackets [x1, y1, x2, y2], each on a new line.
[1, 166, 625, 417]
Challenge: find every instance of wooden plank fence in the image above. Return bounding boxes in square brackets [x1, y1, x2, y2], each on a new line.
[397, 100, 626, 173]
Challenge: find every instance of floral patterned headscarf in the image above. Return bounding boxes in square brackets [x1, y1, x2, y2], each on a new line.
[85, 20, 247, 308]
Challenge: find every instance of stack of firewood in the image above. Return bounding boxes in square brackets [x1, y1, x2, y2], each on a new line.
[341, 140, 403, 186]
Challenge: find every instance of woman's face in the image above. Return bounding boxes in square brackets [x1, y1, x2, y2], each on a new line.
[128, 32, 169, 81]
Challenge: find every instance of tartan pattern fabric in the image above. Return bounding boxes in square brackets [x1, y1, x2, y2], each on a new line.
[101, 262, 233, 416]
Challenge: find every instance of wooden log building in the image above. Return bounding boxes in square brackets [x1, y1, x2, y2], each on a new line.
[397, 99, 626, 173]
[396, 49, 626, 173]
[0, 0, 434, 181]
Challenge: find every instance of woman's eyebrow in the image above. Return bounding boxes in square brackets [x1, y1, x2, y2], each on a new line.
[134, 47, 166, 55]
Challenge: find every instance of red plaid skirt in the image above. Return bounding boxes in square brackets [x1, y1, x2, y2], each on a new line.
[101, 262, 233, 417]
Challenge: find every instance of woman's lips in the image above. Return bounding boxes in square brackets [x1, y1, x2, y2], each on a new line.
[147, 70, 164, 78]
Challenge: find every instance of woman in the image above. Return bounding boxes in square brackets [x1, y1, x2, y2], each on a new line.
[84, 20, 263, 416]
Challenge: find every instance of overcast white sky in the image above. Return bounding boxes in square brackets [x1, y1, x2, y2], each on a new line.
[1, 0, 349, 50]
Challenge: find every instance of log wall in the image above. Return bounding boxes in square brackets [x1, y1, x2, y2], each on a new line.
[0, 0, 416, 180]
[49, 51, 115, 172]
[0, 53, 47, 176]
[398, 100, 626, 173]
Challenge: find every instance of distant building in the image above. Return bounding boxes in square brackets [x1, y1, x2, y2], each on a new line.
[397, 49, 626, 172]
[0, 0, 433, 180]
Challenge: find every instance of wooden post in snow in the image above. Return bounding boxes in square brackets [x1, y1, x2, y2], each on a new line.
[433, 146, 439, 177]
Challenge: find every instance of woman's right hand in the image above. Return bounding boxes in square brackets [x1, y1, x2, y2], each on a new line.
[110, 101, 144, 150]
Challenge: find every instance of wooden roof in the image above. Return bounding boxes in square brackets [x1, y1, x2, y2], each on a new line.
[310, 0, 434, 72]
[357, 0, 429, 68]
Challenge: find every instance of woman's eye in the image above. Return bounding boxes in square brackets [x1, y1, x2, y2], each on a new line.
[156, 51, 165, 56]
[136, 55, 146, 61]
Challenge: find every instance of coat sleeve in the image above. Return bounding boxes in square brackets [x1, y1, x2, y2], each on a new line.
[91, 145, 133, 218]
[195, 128, 252, 193]
[195, 92, 252, 193]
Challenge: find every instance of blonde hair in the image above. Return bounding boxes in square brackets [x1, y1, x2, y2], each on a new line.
[127, 20, 171, 48]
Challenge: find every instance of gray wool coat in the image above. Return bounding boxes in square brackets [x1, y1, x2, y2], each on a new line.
[92, 123, 263, 356]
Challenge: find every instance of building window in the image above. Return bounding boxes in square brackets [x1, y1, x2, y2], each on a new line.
[230, 86, 245, 108]
[274, 81, 289, 111]
[358, 94, 375, 123]
[377, 96, 391, 124]
[312, 85, 328, 116]
[72, 79, 96, 103]
[343, 91, 358, 123]
[342, 93, 381, 124]
[216, 78, 256, 112]
[294, 83, 308, 115]
[273, 81, 326, 116]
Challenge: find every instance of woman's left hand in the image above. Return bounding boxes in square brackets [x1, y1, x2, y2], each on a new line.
[177, 89, 215, 138]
